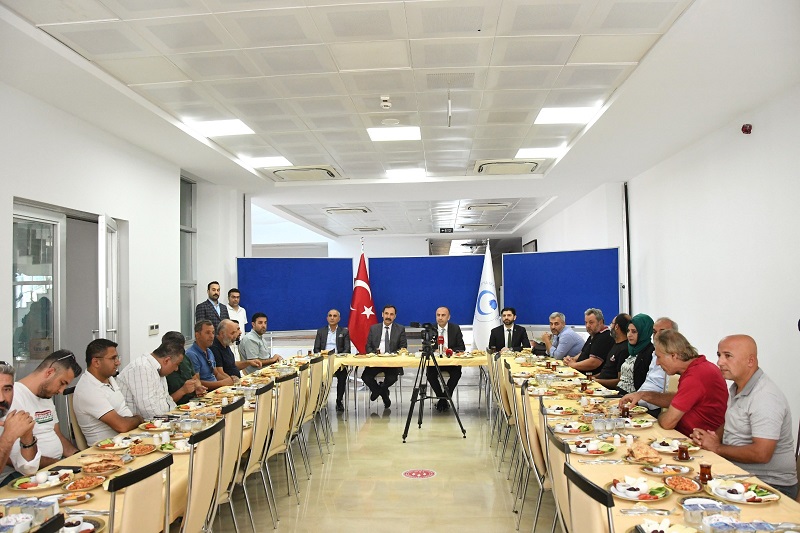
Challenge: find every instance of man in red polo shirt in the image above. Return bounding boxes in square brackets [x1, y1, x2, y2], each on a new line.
[620, 329, 727, 436]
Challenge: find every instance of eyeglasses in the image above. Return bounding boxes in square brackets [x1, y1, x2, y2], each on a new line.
[104, 355, 121, 362]
[0, 361, 10, 367]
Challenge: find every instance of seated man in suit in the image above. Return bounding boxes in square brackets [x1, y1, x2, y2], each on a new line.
[313, 309, 351, 412]
[488, 307, 531, 353]
[362, 305, 407, 408]
[426, 306, 466, 412]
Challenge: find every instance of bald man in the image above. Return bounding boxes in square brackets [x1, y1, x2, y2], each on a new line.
[691, 335, 798, 499]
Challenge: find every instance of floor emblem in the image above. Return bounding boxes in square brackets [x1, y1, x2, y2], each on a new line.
[402, 469, 436, 479]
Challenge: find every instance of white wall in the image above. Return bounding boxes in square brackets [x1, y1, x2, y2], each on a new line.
[628, 82, 800, 424]
[328, 236, 429, 274]
[0, 82, 180, 363]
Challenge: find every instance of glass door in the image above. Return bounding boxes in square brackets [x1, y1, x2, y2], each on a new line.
[12, 206, 65, 375]
[98, 215, 119, 343]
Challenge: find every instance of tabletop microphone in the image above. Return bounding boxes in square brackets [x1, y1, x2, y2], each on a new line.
[437, 335, 444, 355]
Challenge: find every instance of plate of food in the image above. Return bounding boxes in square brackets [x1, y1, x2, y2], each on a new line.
[546, 405, 579, 416]
[640, 464, 694, 477]
[706, 481, 780, 504]
[64, 476, 106, 492]
[624, 418, 654, 430]
[629, 519, 698, 533]
[650, 439, 701, 454]
[377, 353, 398, 357]
[625, 441, 662, 464]
[79, 454, 125, 475]
[452, 353, 473, 359]
[353, 353, 374, 359]
[138, 421, 170, 432]
[526, 387, 557, 396]
[159, 441, 191, 454]
[597, 432, 638, 443]
[629, 405, 648, 414]
[9, 473, 68, 491]
[570, 440, 616, 455]
[128, 443, 158, 457]
[94, 436, 138, 450]
[664, 475, 702, 494]
[586, 388, 617, 397]
[65, 516, 106, 533]
[553, 422, 592, 434]
[41, 491, 93, 506]
[608, 477, 672, 501]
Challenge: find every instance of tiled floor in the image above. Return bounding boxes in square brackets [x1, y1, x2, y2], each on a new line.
[213, 369, 559, 532]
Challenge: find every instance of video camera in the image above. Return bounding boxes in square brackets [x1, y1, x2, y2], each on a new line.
[410, 322, 437, 354]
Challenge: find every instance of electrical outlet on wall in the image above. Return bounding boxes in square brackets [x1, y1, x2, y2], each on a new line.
[148, 324, 159, 336]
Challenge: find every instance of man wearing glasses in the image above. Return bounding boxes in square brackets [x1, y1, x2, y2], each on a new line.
[73, 339, 144, 445]
[313, 309, 351, 412]
[0, 361, 39, 487]
[185, 320, 234, 391]
[11, 350, 82, 467]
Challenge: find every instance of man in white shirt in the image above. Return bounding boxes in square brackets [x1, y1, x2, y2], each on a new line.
[226, 288, 246, 359]
[73, 339, 143, 445]
[118, 342, 190, 419]
[0, 361, 40, 487]
[11, 350, 81, 467]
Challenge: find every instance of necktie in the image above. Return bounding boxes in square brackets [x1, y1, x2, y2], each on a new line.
[507, 329, 512, 349]
[384, 326, 390, 353]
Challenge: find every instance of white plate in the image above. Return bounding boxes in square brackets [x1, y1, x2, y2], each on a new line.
[624, 419, 654, 429]
[546, 406, 579, 416]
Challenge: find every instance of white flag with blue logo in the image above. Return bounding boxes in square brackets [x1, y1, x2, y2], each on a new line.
[471, 243, 501, 351]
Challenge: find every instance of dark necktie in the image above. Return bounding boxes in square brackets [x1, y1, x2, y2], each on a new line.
[507, 329, 512, 349]
[384, 326, 390, 353]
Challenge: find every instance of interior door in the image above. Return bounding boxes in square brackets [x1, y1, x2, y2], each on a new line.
[97, 215, 119, 343]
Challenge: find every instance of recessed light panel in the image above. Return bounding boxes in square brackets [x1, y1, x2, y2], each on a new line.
[367, 126, 421, 141]
[243, 156, 292, 168]
[186, 119, 254, 137]
[534, 107, 598, 124]
[385, 168, 426, 179]
[515, 145, 568, 159]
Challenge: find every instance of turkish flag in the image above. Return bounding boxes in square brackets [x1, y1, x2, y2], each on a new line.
[348, 253, 377, 353]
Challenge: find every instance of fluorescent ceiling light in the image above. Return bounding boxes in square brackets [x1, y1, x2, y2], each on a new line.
[186, 119, 254, 137]
[244, 156, 292, 168]
[367, 126, 421, 142]
[515, 145, 568, 159]
[385, 168, 426, 179]
[534, 107, 599, 125]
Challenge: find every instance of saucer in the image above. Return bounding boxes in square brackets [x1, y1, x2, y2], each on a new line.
[672, 455, 694, 462]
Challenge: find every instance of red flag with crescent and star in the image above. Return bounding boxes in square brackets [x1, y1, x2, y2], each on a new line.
[348, 253, 377, 354]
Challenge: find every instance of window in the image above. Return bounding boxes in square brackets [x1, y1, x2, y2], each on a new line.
[180, 179, 197, 340]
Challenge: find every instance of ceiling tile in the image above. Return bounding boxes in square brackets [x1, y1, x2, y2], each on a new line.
[339, 70, 417, 94]
[97, 0, 209, 20]
[201, 78, 282, 102]
[479, 90, 548, 110]
[245, 44, 337, 76]
[96, 56, 190, 84]
[485, 66, 561, 90]
[496, 0, 598, 36]
[216, 8, 321, 48]
[589, 0, 690, 33]
[40, 21, 160, 59]
[410, 38, 493, 68]
[491, 36, 580, 66]
[168, 50, 261, 80]
[552, 64, 635, 89]
[329, 41, 411, 71]
[569, 34, 660, 64]
[309, 3, 408, 42]
[270, 73, 348, 98]
[405, 0, 501, 38]
[2, 0, 116, 25]
[130, 15, 239, 55]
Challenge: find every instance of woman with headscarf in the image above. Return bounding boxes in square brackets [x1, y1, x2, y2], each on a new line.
[616, 313, 655, 395]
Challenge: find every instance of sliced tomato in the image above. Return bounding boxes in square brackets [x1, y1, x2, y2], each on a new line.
[18, 482, 38, 489]
[637, 494, 659, 500]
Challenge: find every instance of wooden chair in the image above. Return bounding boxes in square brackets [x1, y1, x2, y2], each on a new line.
[289, 362, 312, 479]
[63, 386, 88, 450]
[301, 355, 326, 459]
[179, 419, 225, 533]
[214, 397, 245, 533]
[264, 371, 301, 516]
[238, 381, 278, 530]
[497, 359, 517, 466]
[522, 385, 552, 532]
[311, 352, 337, 451]
[107, 453, 173, 533]
[545, 423, 572, 533]
[564, 462, 615, 533]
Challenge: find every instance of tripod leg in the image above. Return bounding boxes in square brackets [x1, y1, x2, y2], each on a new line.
[430, 357, 467, 438]
[401, 356, 427, 442]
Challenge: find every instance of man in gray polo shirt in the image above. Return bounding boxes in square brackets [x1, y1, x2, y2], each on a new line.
[691, 335, 798, 498]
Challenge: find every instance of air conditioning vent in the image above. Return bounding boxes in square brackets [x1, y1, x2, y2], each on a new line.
[466, 202, 510, 211]
[325, 207, 371, 215]
[353, 226, 385, 232]
[473, 159, 545, 175]
[269, 166, 344, 182]
[460, 223, 493, 230]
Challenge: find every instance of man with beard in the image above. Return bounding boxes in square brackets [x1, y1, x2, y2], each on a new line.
[239, 313, 282, 374]
[73, 339, 143, 445]
[541, 312, 584, 360]
[488, 307, 531, 353]
[563, 308, 615, 376]
[211, 319, 260, 379]
[0, 361, 39, 487]
[195, 281, 229, 330]
[11, 350, 82, 467]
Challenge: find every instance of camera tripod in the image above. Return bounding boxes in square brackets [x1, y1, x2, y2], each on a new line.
[401, 346, 467, 442]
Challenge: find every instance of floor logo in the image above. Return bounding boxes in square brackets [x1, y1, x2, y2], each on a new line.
[402, 469, 436, 479]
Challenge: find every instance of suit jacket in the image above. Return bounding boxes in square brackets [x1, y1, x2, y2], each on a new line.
[365, 322, 407, 353]
[436, 323, 466, 352]
[488, 324, 531, 352]
[195, 299, 229, 329]
[313, 326, 351, 354]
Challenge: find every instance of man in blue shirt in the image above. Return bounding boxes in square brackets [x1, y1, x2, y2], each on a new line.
[541, 312, 584, 360]
[185, 320, 234, 391]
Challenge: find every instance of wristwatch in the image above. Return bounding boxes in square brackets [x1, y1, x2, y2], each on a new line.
[20, 436, 37, 449]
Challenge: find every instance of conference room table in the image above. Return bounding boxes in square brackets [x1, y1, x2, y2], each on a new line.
[501, 355, 800, 530]
[335, 351, 489, 415]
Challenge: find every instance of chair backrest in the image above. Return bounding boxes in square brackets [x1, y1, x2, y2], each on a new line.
[522, 386, 548, 483]
[266, 371, 297, 460]
[564, 462, 615, 533]
[546, 424, 572, 533]
[108, 453, 173, 533]
[315, 352, 336, 414]
[302, 356, 324, 424]
[217, 397, 245, 503]
[240, 382, 276, 480]
[34, 513, 65, 533]
[506, 367, 530, 467]
[499, 360, 514, 422]
[290, 363, 310, 436]
[63, 386, 88, 450]
[180, 419, 226, 533]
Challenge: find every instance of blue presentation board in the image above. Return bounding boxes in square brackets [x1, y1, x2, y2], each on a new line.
[368, 255, 484, 326]
[236, 258, 353, 331]
[502, 248, 620, 326]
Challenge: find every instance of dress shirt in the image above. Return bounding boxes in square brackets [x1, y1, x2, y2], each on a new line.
[379, 324, 392, 353]
[226, 305, 247, 334]
[637, 356, 666, 410]
[548, 327, 584, 360]
[325, 328, 337, 352]
[438, 325, 448, 349]
[118, 354, 176, 419]
[239, 329, 271, 374]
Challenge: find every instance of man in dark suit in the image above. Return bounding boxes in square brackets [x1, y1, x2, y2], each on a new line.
[488, 307, 531, 353]
[363, 305, 407, 408]
[427, 306, 466, 412]
[194, 281, 229, 330]
[313, 309, 351, 412]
